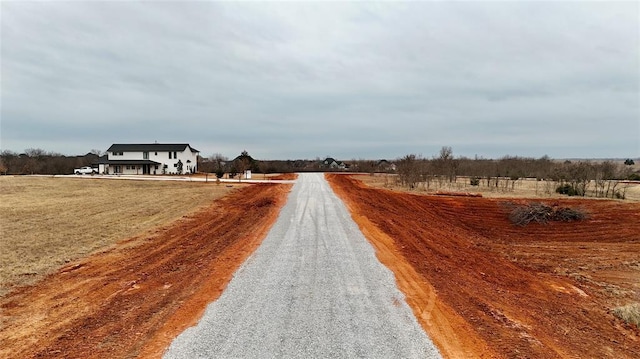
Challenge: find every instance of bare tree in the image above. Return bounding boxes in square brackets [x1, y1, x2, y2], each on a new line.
[434, 146, 457, 185]
[593, 161, 616, 197]
[211, 153, 227, 169]
[0, 158, 7, 175]
[396, 154, 422, 189]
[24, 148, 47, 158]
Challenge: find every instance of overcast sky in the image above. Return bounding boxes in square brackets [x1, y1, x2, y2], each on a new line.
[1, 1, 638, 160]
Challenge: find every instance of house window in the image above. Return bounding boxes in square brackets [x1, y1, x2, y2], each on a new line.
[169, 152, 172, 159]
[113, 152, 123, 156]
[143, 152, 149, 159]
[155, 152, 158, 156]
[173, 151, 177, 159]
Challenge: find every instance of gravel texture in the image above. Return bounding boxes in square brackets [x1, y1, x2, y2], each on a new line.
[164, 173, 441, 358]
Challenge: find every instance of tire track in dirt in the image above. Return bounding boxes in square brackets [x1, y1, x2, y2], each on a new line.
[327, 173, 640, 359]
[0, 182, 291, 359]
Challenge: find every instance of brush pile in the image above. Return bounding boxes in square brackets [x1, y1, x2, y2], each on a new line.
[507, 202, 587, 226]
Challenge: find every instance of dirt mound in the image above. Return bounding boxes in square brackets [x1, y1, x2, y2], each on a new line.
[328, 174, 640, 358]
[0, 183, 291, 359]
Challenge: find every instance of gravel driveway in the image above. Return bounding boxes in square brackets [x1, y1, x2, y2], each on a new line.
[164, 173, 441, 358]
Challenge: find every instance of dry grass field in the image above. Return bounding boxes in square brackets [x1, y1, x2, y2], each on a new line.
[0, 176, 243, 297]
[358, 173, 640, 201]
[0, 180, 290, 358]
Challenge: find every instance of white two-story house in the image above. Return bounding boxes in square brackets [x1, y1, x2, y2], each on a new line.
[99, 143, 199, 175]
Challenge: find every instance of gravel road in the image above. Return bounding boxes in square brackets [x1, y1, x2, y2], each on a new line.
[164, 173, 441, 358]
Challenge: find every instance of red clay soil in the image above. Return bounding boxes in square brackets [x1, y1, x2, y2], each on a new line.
[0, 183, 291, 359]
[327, 173, 640, 359]
[269, 173, 297, 180]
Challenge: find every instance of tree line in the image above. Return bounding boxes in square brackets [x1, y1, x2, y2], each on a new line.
[2, 147, 637, 200]
[0, 149, 101, 175]
[394, 147, 638, 199]
[198, 153, 358, 175]
[0, 149, 333, 175]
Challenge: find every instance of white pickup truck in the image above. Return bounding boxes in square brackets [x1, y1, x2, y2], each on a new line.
[74, 166, 98, 175]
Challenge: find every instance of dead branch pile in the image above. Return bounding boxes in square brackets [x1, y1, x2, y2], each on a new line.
[507, 202, 587, 226]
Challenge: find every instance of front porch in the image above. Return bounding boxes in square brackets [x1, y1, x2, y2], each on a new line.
[99, 160, 162, 175]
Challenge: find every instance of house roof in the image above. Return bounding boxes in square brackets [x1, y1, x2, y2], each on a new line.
[107, 143, 199, 153]
[97, 155, 109, 164]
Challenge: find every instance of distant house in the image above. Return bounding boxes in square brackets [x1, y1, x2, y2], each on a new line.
[99, 143, 199, 175]
[322, 157, 347, 170]
[377, 159, 397, 172]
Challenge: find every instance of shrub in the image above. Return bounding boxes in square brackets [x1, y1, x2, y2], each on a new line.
[612, 303, 640, 328]
[628, 173, 640, 181]
[507, 202, 587, 226]
[470, 177, 480, 186]
[556, 184, 578, 196]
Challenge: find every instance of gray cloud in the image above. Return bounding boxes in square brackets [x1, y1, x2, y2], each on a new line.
[1, 1, 638, 160]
